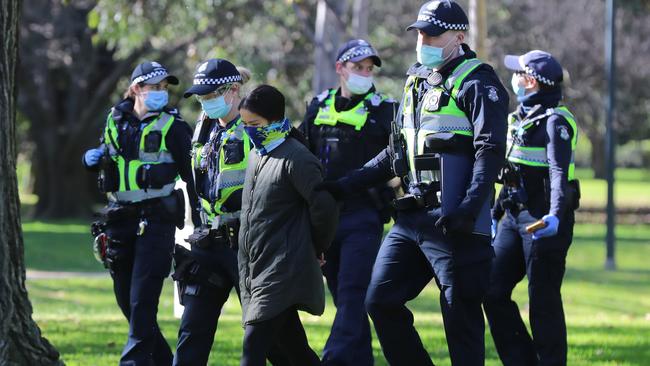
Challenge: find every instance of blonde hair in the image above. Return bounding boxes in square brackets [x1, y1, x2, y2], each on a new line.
[236, 66, 252, 85]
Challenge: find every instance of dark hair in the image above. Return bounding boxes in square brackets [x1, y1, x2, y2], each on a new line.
[238, 84, 285, 122]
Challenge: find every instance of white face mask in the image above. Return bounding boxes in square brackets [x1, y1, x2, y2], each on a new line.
[345, 72, 373, 95]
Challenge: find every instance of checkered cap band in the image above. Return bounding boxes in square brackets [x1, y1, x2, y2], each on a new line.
[524, 66, 555, 86]
[417, 15, 469, 31]
[338, 46, 375, 63]
[193, 74, 242, 86]
[132, 70, 168, 84]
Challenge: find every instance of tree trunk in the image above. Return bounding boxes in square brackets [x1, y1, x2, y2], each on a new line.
[312, 0, 348, 94]
[352, 0, 369, 39]
[0, 0, 64, 364]
[468, 0, 487, 58]
[588, 132, 607, 179]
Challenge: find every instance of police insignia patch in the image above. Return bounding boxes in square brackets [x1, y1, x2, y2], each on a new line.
[487, 86, 499, 102]
[558, 125, 570, 140]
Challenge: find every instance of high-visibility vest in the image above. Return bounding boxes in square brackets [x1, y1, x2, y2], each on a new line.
[314, 89, 385, 131]
[104, 111, 177, 203]
[401, 58, 482, 184]
[192, 117, 251, 225]
[506, 106, 578, 180]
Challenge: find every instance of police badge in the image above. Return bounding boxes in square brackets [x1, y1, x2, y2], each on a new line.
[424, 89, 443, 112]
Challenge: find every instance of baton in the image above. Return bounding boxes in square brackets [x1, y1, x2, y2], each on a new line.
[525, 220, 547, 233]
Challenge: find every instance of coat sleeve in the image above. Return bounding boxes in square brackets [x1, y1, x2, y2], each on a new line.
[286, 148, 339, 254]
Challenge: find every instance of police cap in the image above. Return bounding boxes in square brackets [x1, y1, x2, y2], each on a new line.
[336, 39, 382, 67]
[183, 58, 243, 98]
[407, 1, 469, 37]
[130, 61, 179, 86]
[504, 50, 563, 86]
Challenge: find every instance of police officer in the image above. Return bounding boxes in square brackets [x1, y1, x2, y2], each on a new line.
[318, 1, 509, 364]
[83, 61, 201, 365]
[484, 50, 580, 366]
[299, 39, 397, 366]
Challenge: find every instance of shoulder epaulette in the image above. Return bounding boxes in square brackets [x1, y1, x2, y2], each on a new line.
[406, 63, 431, 78]
[316, 89, 331, 103]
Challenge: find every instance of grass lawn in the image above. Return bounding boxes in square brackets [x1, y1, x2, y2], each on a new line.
[574, 168, 650, 209]
[26, 223, 650, 366]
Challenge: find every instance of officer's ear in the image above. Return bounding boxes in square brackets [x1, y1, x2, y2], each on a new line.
[335, 61, 346, 76]
[455, 31, 465, 45]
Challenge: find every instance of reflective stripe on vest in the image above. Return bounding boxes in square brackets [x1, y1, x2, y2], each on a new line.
[401, 58, 482, 184]
[507, 106, 578, 180]
[193, 118, 251, 223]
[103, 111, 178, 202]
[313, 90, 379, 131]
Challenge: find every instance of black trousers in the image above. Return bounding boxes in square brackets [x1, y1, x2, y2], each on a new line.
[364, 208, 493, 366]
[106, 218, 175, 366]
[484, 209, 574, 366]
[241, 307, 320, 366]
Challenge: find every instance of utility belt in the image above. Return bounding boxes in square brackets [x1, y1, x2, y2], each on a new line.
[171, 244, 230, 303]
[501, 179, 581, 214]
[98, 188, 185, 229]
[185, 220, 239, 249]
[89, 221, 129, 273]
[391, 185, 440, 211]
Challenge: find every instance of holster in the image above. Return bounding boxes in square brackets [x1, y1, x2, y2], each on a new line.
[391, 189, 440, 211]
[185, 226, 212, 248]
[160, 189, 185, 229]
[171, 244, 230, 301]
[567, 179, 581, 210]
[104, 236, 127, 273]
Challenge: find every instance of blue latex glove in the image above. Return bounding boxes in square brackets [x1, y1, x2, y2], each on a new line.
[491, 218, 498, 239]
[84, 148, 103, 166]
[532, 214, 559, 240]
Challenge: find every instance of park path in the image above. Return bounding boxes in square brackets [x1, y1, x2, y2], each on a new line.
[26, 270, 108, 279]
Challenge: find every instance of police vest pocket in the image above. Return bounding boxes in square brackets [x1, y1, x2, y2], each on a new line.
[98, 157, 119, 193]
[223, 140, 244, 165]
[136, 164, 177, 189]
[144, 131, 163, 153]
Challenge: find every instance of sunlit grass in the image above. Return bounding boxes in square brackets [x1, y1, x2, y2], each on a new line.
[27, 224, 650, 365]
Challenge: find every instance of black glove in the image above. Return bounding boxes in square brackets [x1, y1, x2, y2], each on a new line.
[315, 180, 346, 201]
[435, 208, 475, 236]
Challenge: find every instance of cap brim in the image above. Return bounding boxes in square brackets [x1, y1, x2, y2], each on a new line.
[183, 84, 218, 99]
[504, 55, 524, 72]
[348, 54, 382, 67]
[406, 21, 446, 37]
[143, 74, 179, 85]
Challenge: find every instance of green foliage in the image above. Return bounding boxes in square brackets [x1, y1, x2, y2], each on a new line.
[27, 224, 650, 365]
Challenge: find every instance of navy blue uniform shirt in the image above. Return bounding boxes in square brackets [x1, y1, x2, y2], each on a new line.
[494, 89, 575, 219]
[342, 45, 509, 218]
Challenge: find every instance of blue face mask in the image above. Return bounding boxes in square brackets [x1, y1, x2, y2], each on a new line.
[345, 72, 373, 95]
[200, 96, 232, 119]
[511, 74, 526, 99]
[416, 37, 455, 69]
[144, 90, 168, 111]
[244, 118, 291, 156]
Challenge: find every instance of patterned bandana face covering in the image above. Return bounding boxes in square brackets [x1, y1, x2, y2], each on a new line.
[244, 118, 291, 156]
